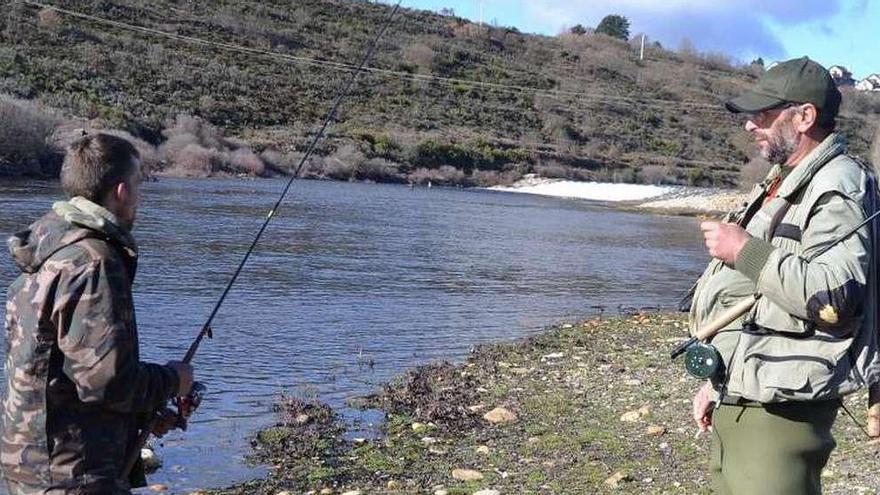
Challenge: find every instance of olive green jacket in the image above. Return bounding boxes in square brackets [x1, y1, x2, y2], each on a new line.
[690, 133, 880, 402]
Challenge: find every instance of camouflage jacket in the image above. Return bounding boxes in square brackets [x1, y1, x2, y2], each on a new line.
[2, 197, 180, 494]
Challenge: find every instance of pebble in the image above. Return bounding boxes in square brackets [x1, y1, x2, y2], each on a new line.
[603, 471, 630, 487]
[483, 407, 517, 424]
[467, 404, 486, 412]
[320, 489, 334, 495]
[434, 491, 448, 495]
[295, 413, 310, 425]
[421, 436, 438, 444]
[645, 425, 666, 436]
[620, 405, 651, 422]
[474, 490, 500, 495]
[541, 352, 565, 361]
[341, 491, 361, 495]
[476, 445, 491, 455]
[148, 485, 168, 493]
[352, 438, 366, 445]
[412, 422, 427, 432]
[452, 468, 484, 481]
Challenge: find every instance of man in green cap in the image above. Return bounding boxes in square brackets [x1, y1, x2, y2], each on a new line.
[688, 57, 880, 494]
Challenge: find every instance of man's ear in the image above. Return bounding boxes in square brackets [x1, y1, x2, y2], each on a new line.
[114, 181, 128, 204]
[796, 104, 819, 133]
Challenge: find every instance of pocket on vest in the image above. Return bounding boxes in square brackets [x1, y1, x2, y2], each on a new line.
[742, 353, 835, 402]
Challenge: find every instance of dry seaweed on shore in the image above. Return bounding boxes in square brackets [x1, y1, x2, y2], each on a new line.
[363, 361, 483, 432]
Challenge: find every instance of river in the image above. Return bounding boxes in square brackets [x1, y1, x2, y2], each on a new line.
[0, 177, 706, 493]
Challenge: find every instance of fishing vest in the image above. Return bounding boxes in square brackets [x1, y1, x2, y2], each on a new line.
[691, 133, 880, 403]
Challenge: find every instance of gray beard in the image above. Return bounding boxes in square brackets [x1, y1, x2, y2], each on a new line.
[762, 122, 800, 165]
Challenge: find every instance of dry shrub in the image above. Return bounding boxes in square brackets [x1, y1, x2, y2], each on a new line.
[0, 96, 62, 174]
[450, 21, 487, 40]
[158, 114, 266, 176]
[227, 148, 265, 175]
[535, 161, 570, 179]
[318, 145, 364, 180]
[37, 8, 62, 29]
[471, 169, 519, 187]
[174, 144, 218, 177]
[739, 158, 772, 189]
[357, 157, 400, 182]
[641, 164, 674, 185]
[401, 42, 435, 72]
[409, 165, 466, 185]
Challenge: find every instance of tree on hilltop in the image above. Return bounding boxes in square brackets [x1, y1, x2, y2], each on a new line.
[595, 14, 630, 40]
[570, 24, 587, 35]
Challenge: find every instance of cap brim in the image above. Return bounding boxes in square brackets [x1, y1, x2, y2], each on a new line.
[725, 92, 787, 114]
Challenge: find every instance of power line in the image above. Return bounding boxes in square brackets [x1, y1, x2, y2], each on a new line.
[22, 1, 729, 113]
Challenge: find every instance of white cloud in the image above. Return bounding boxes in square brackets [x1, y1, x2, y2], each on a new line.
[522, 0, 848, 60]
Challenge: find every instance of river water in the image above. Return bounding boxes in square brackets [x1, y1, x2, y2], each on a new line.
[0, 177, 706, 493]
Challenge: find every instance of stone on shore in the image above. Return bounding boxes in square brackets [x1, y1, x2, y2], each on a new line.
[483, 407, 517, 424]
[452, 468, 484, 481]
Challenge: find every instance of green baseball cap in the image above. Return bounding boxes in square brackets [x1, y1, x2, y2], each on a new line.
[725, 56, 841, 124]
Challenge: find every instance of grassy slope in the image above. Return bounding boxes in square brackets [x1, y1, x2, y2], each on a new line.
[208, 313, 880, 495]
[2, 0, 878, 185]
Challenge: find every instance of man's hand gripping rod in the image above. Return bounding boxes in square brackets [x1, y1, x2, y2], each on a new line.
[122, 1, 403, 479]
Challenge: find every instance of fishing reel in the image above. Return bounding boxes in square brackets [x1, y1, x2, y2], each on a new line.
[683, 342, 723, 379]
[670, 338, 723, 380]
[173, 381, 207, 431]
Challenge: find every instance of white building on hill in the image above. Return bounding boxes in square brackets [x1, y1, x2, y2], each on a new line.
[829, 65, 855, 87]
[856, 74, 880, 91]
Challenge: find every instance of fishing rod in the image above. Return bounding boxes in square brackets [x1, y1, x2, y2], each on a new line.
[123, 0, 403, 478]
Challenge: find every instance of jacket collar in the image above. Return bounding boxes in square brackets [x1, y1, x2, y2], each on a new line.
[776, 133, 847, 200]
[52, 196, 138, 256]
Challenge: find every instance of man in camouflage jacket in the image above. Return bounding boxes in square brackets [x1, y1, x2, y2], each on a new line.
[2, 134, 193, 494]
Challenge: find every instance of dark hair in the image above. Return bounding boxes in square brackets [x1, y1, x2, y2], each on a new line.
[61, 133, 140, 203]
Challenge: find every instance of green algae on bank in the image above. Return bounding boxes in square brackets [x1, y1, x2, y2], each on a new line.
[208, 313, 880, 495]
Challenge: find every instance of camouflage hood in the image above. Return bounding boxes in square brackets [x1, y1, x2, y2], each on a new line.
[7, 196, 137, 274]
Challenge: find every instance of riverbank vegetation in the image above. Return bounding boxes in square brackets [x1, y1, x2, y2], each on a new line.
[2, 1, 879, 186]
[205, 313, 879, 495]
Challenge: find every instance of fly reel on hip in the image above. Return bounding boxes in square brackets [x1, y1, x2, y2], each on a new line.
[684, 342, 723, 379]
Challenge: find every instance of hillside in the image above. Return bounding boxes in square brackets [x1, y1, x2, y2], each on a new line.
[1, 0, 879, 185]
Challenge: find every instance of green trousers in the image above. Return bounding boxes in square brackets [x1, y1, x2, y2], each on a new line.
[710, 400, 839, 495]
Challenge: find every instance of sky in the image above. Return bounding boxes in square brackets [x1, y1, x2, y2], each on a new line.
[395, 0, 879, 80]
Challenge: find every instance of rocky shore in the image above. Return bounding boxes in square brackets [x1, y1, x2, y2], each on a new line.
[199, 313, 879, 495]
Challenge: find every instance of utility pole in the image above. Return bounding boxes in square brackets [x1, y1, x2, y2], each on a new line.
[478, 0, 484, 26]
[640, 33, 646, 61]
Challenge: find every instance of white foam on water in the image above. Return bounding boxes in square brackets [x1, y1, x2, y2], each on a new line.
[489, 180, 674, 202]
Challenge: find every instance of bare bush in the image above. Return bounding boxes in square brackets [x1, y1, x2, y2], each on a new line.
[173, 144, 218, 177]
[0, 96, 62, 175]
[226, 148, 266, 176]
[471, 169, 520, 187]
[37, 8, 63, 30]
[408, 165, 466, 185]
[357, 158, 400, 182]
[641, 164, 673, 185]
[535, 161, 570, 179]
[157, 113, 265, 176]
[402, 42, 435, 72]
